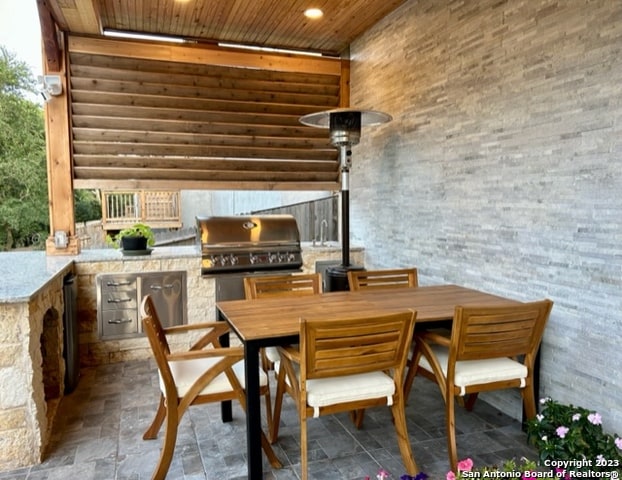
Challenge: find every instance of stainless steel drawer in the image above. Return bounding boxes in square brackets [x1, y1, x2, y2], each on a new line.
[101, 310, 138, 337]
[97, 271, 186, 339]
[100, 291, 138, 311]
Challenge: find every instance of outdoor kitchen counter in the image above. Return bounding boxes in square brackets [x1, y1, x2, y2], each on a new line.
[0, 251, 74, 303]
[0, 243, 355, 303]
[0, 246, 200, 303]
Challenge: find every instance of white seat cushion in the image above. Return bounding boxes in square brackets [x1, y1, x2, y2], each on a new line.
[264, 346, 281, 364]
[306, 372, 395, 416]
[161, 357, 268, 398]
[419, 344, 527, 395]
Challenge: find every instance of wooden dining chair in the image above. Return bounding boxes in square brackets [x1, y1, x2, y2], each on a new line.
[347, 267, 418, 290]
[243, 272, 322, 442]
[347, 267, 419, 426]
[276, 309, 419, 480]
[140, 295, 281, 480]
[406, 299, 553, 470]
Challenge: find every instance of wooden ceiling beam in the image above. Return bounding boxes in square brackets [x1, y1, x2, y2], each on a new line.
[36, 0, 62, 72]
[74, 178, 339, 192]
[68, 36, 342, 76]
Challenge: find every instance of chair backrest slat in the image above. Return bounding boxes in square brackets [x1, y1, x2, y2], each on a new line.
[244, 273, 322, 299]
[452, 300, 553, 361]
[302, 310, 415, 379]
[348, 268, 418, 291]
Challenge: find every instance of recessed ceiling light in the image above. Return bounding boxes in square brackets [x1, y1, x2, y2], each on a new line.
[304, 8, 324, 19]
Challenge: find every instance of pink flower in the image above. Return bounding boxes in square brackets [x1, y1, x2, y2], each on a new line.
[556, 426, 569, 438]
[446, 472, 456, 480]
[456, 458, 473, 472]
[615, 437, 622, 450]
[572, 413, 581, 421]
[588, 412, 602, 425]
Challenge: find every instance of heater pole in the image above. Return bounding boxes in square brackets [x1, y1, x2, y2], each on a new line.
[340, 144, 351, 267]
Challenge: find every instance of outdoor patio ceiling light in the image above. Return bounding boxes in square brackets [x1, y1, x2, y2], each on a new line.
[304, 8, 324, 19]
[103, 29, 188, 43]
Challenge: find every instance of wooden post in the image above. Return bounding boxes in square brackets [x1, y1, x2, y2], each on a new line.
[41, 32, 79, 255]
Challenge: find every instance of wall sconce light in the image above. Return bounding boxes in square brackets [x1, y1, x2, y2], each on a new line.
[38, 74, 63, 101]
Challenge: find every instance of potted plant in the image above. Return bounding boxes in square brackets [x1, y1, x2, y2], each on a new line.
[106, 223, 156, 252]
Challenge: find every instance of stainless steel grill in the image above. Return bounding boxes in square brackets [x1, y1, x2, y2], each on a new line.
[197, 215, 303, 275]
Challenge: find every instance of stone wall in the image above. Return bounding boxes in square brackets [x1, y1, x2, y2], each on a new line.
[348, 0, 622, 429]
[0, 276, 65, 471]
[73, 246, 359, 366]
[75, 255, 213, 366]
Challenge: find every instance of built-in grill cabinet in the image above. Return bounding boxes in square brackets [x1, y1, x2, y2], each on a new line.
[97, 271, 186, 339]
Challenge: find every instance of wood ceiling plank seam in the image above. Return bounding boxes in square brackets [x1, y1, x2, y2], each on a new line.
[193, 1, 229, 40]
[68, 54, 342, 86]
[70, 91, 337, 115]
[69, 77, 339, 106]
[72, 143, 338, 161]
[69, 67, 340, 95]
[71, 75, 339, 99]
[73, 80, 339, 111]
[74, 178, 340, 192]
[71, 141, 337, 157]
[72, 165, 339, 177]
[71, 120, 330, 139]
[220, 0, 261, 42]
[72, 155, 339, 171]
[70, 106, 330, 130]
[245, 0, 289, 46]
[72, 167, 338, 182]
[71, 130, 332, 149]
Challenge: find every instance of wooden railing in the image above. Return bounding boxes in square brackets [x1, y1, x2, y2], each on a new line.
[102, 191, 182, 230]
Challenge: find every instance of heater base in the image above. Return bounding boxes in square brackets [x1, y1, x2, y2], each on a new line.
[326, 264, 365, 292]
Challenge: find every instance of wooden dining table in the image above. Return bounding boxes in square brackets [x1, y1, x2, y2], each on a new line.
[216, 283, 520, 479]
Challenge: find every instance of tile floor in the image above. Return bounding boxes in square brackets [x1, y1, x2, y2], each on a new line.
[0, 359, 538, 480]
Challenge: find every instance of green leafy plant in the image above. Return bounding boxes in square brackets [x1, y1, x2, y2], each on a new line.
[527, 397, 622, 474]
[106, 223, 155, 248]
[446, 457, 537, 479]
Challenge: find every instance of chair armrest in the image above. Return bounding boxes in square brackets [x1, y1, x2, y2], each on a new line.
[167, 346, 244, 362]
[278, 345, 300, 363]
[163, 322, 228, 334]
[162, 322, 232, 350]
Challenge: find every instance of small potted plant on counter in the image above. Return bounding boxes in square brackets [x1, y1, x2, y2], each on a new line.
[106, 223, 156, 253]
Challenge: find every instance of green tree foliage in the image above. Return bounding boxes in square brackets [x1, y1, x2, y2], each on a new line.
[0, 47, 48, 250]
[74, 189, 102, 223]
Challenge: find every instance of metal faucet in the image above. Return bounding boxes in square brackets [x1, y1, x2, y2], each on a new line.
[320, 219, 328, 246]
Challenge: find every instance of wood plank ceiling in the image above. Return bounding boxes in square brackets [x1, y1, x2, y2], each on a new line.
[41, 0, 408, 191]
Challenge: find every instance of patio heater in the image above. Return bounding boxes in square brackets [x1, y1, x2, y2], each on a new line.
[300, 108, 392, 291]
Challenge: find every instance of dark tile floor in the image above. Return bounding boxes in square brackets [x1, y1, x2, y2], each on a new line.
[0, 359, 538, 480]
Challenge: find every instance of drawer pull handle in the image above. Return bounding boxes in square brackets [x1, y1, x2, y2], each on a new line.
[149, 284, 174, 290]
[106, 280, 132, 287]
[107, 297, 133, 304]
[108, 318, 133, 324]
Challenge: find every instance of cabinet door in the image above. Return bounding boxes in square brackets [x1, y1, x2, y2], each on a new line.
[139, 272, 186, 329]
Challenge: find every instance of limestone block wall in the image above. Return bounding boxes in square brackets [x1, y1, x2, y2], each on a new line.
[75, 255, 213, 366]
[73, 246, 356, 366]
[0, 276, 64, 471]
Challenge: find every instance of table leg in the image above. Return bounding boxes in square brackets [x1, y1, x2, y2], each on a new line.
[217, 309, 232, 422]
[244, 340, 263, 479]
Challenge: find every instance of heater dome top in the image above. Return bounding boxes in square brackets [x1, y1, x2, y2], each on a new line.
[299, 108, 392, 129]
